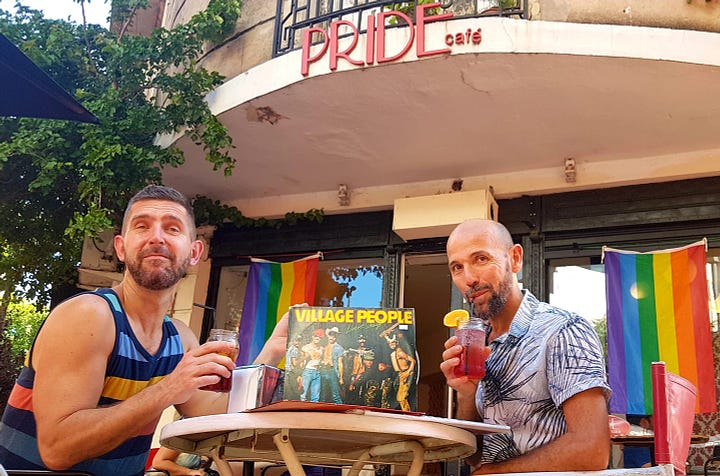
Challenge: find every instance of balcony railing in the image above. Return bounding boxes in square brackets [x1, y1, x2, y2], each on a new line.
[273, 0, 528, 57]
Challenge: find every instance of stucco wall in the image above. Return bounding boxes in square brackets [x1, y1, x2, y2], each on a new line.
[531, 0, 720, 32]
[160, 0, 276, 79]
[149, 0, 720, 86]
[196, 0, 277, 79]
[163, 0, 210, 28]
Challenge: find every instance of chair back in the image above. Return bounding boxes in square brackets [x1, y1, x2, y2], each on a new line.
[652, 361, 697, 475]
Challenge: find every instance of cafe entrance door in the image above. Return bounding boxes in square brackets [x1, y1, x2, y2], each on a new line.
[402, 253, 469, 476]
[401, 253, 465, 417]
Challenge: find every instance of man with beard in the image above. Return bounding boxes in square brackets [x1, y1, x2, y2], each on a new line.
[440, 219, 610, 474]
[0, 185, 288, 475]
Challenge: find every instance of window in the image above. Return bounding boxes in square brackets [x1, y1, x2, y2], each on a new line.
[548, 250, 720, 339]
[213, 257, 385, 330]
[314, 257, 384, 308]
[548, 257, 606, 325]
[706, 249, 720, 332]
[214, 264, 249, 331]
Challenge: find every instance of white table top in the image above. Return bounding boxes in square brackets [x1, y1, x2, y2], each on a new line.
[159, 411, 504, 468]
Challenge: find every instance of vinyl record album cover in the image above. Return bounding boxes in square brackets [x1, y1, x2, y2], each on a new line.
[284, 306, 417, 411]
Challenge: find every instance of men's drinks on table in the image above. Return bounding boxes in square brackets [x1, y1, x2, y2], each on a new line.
[201, 328, 240, 392]
[444, 309, 486, 380]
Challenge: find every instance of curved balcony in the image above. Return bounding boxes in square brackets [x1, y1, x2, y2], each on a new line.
[158, 0, 720, 79]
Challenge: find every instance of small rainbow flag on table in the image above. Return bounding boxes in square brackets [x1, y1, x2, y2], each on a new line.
[603, 240, 716, 414]
[237, 253, 320, 365]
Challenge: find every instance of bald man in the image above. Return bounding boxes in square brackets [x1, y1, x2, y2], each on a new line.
[440, 219, 611, 474]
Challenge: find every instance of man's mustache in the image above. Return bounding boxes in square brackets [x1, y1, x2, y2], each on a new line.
[138, 246, 173, 260]
[464, 284, 492, 301]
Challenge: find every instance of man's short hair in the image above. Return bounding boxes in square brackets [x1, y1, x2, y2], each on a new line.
[122, 185, 196, 239]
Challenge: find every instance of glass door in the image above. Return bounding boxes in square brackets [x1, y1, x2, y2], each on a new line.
[401, 253, 456, 417]
[547, 257, 607, 337]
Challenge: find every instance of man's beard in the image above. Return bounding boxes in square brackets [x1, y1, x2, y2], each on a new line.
[467, 270, 514, 321]
[126, 246, 190, 290]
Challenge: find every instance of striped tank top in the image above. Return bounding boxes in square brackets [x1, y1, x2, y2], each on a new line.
[0, 288, 185, 476]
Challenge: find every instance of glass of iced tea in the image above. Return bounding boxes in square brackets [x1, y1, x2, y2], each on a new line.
[453, 315, 487, 380]
[200, 328, 239, 392]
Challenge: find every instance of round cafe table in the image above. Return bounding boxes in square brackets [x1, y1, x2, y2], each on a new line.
[160, 411, 506, 476]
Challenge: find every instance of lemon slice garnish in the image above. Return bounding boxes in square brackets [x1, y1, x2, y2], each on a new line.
[443, 309, 469, 328]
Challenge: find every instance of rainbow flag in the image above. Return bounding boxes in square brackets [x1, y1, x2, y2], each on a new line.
[237, 253, 320, 365]
[603, 240, 716, 414]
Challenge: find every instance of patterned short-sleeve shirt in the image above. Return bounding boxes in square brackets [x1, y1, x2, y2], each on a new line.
[476, 291, 610, 464]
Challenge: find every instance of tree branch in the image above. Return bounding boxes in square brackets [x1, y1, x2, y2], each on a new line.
[117, 4, 140, 43]
[79, 0, 99, 74]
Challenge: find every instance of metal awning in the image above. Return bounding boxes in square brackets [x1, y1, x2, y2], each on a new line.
[0, 32, 99, 124]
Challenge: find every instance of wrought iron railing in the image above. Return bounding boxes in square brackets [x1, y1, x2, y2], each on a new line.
[273, 0, 528, 57]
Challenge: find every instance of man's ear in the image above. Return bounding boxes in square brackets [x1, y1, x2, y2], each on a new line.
[509, 244, 523, 273]
[190, 239, 204, 265]
[114, 234, 126, 262]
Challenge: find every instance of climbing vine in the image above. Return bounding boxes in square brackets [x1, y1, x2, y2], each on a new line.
[193, 196, 324, 229]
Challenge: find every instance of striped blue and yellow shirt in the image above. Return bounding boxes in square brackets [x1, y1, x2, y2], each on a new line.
[0, 288, 184, 476]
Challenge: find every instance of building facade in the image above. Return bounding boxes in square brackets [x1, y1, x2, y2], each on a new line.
[126, 0, 720, 471]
